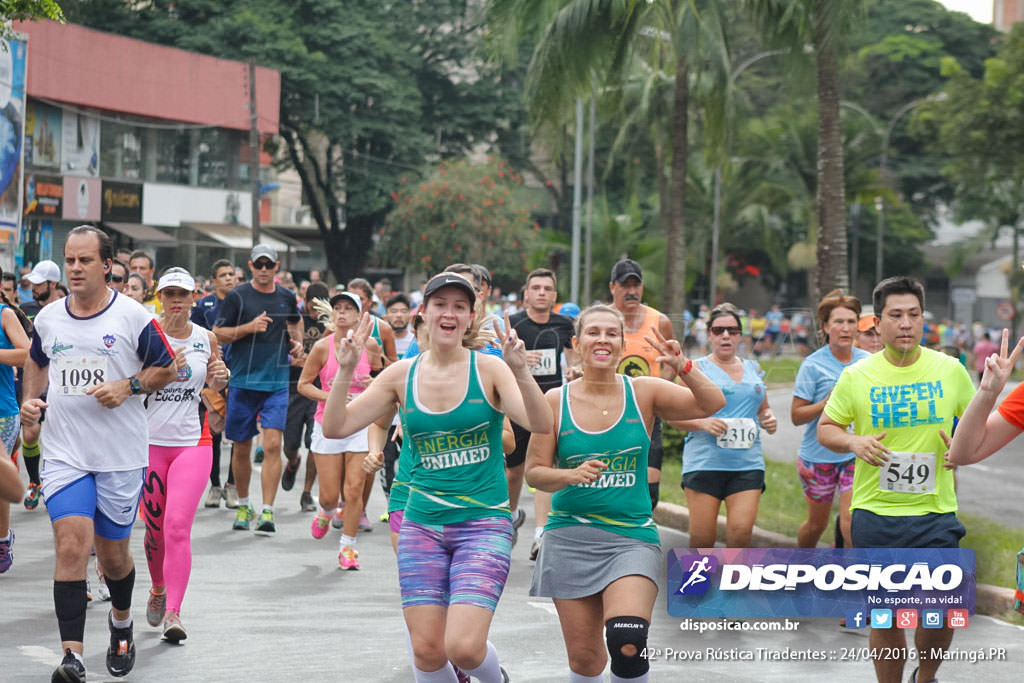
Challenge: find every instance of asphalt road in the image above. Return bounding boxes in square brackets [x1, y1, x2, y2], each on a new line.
[760, 383, 1024, 529]
[2, 458, 1022, 682]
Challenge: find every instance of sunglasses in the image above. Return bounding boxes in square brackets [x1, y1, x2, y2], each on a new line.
[710, 326, 742, 336]
[110, 275, 124, 283]
[252, 260, 277, 270]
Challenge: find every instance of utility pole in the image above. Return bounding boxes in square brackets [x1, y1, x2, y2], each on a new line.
[570, 99, 583, 304]
[584, 97, 595, 306]
[249, 61, 261, 246]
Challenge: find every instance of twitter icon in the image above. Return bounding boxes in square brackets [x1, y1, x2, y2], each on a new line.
[870, 609, 893, 629]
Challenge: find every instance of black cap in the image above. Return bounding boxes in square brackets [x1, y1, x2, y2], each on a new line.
[610, 258, 643, 284]
[423, 273, 476, 308]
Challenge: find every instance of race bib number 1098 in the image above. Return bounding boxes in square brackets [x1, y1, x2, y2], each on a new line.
[55, 356, 108, 396]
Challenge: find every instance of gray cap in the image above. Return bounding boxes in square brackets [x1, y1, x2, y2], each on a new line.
[250, 244, 278, 263]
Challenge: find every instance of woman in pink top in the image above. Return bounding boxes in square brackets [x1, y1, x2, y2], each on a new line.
[298, 291, 382, 569]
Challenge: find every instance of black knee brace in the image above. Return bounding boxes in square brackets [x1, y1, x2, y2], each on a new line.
[54, 580, 88, 643]
[605, 616, 650, 679]
[648, 482, 660, 509]
[104, 566, 135, 611]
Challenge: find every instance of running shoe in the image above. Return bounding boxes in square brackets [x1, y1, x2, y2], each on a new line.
[379, 512, 390, 523]
[300, 491, 316, 512]
[501, 665, 511, 682]
[255, 508, 276, 534]
[105, 611, 136, 677]
[204, 486, 223, 508]
[51, 649, 86, 683]
[454, 665, 471, 683]
[162, 611, 187, 643]
[94, 559, 111, 601]
[529, 537, 542, 562]
[281, 460, 299, 491]
[232, 504, 254, 531]
[359, 511, 373, 533]
[254, 446, 264, 464]
[0, 530, 13, 574]
[85, 579, 93, 602]
[311, 509, 331, 539]
[146, 588, 167, 627]
[224, 483, 239, 509]
[511, 508, 526, 548]
[24, 482, 42, 510]
[331, 505, 344, 529]
[338, 546, 360, 570]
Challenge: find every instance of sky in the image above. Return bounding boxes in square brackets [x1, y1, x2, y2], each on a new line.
[937, 0, 993, 23]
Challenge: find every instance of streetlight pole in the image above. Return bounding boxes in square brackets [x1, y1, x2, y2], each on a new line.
[709, 50, 784, 307]
[570, 99, 584, 304]
[874, 99, 920, 282]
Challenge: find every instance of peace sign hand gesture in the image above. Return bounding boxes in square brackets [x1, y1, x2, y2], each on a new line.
[494, 310, 528, 371]
[644, 325, 689, 377]
[335, 312, 374, 368]
[979, 328, 1024, 396]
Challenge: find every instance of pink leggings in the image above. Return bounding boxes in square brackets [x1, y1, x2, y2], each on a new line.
[143, 444, 212, 613]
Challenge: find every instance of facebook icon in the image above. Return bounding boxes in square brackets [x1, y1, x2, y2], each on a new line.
[845, 610, 866, 629]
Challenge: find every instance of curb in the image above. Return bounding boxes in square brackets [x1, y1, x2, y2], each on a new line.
[653, 500, 1016, 618]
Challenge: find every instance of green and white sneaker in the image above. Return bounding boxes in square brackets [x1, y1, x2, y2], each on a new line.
[232, 504, 254, 531]
[254, 508, 276, 534]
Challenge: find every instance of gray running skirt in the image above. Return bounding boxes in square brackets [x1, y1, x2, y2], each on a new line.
[530, 525, 662, 600]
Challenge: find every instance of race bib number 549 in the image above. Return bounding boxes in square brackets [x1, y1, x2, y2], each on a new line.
[879, 451, 936, 494]
[56, 356, 108, 396]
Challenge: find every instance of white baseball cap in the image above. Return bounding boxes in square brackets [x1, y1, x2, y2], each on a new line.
[157, 268, 196, 293]
[26, 260, 61, 284]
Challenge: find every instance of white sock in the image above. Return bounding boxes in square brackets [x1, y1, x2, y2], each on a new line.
[340, 534, 357, 548]
[237, 497, 250, 508]
[110, 613, 133, 629]
[570, 672, 603, 682]
[261, 504, 273, 514]
[402, 622, 415, 670]
[463, 641, 502, 683]
[0, 531, 11, 543]
[321, 504, 334, 517]
[533, 526, 544, 541]
[413, 662, 459, 682]
[610, 673, 648, 683]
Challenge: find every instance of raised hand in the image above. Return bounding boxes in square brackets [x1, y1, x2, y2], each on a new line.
[494, 310, 527, 370]
[336, 312, 373, 367]
[567, 458, 608, 486]
[850, 432, 890, 466]
[251, 311, 272, 334]
[644, 325, 688, 377]
[979, 329, 1024, 395]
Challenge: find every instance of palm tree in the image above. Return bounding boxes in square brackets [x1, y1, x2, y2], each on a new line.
[486, 0, 730, 336]
[744, 0, 866, 300]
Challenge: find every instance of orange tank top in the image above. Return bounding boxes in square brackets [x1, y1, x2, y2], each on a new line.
[617, 305, 663, 378]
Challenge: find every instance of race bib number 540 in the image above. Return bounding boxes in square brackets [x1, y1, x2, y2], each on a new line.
[879, 451, 936, 494]
[55, 356, 108, 396]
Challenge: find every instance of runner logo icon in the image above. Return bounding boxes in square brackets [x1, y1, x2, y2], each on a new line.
[676, 555, 718, 596]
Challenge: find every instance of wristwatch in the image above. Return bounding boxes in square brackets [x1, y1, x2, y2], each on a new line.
[128, 376, 143, 395]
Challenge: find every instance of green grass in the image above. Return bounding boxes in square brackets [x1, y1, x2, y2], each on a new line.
[756, 357, 802, 385]
[659, 455, 1022, 591]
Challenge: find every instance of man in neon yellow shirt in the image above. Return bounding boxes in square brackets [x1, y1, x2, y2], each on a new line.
[820, 276, 974, 683]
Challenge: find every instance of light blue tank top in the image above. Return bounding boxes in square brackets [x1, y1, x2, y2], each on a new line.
[0, 304, 18, 417]
[682, 356, 766, 473]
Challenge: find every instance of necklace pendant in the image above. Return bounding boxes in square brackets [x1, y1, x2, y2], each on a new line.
[601, 409, 608, 416]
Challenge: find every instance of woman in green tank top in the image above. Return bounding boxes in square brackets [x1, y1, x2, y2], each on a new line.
[322, 273, 553, 683]
[525, 304, 724, 683]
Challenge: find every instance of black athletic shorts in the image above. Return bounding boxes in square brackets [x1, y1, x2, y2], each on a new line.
[284, 388, 316, 452]
[682, 469, 765, 500]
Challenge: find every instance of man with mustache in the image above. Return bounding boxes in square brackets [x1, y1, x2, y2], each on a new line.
[608, 258, 676, 508]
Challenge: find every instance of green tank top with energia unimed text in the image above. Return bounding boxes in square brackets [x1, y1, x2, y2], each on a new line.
[403, 351, 510, 525]
[547, 375, 658, 544]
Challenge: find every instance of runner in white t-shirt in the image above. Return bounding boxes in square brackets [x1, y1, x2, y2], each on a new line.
[142, 268, 229, 643]
[21, 226, 177, 683]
